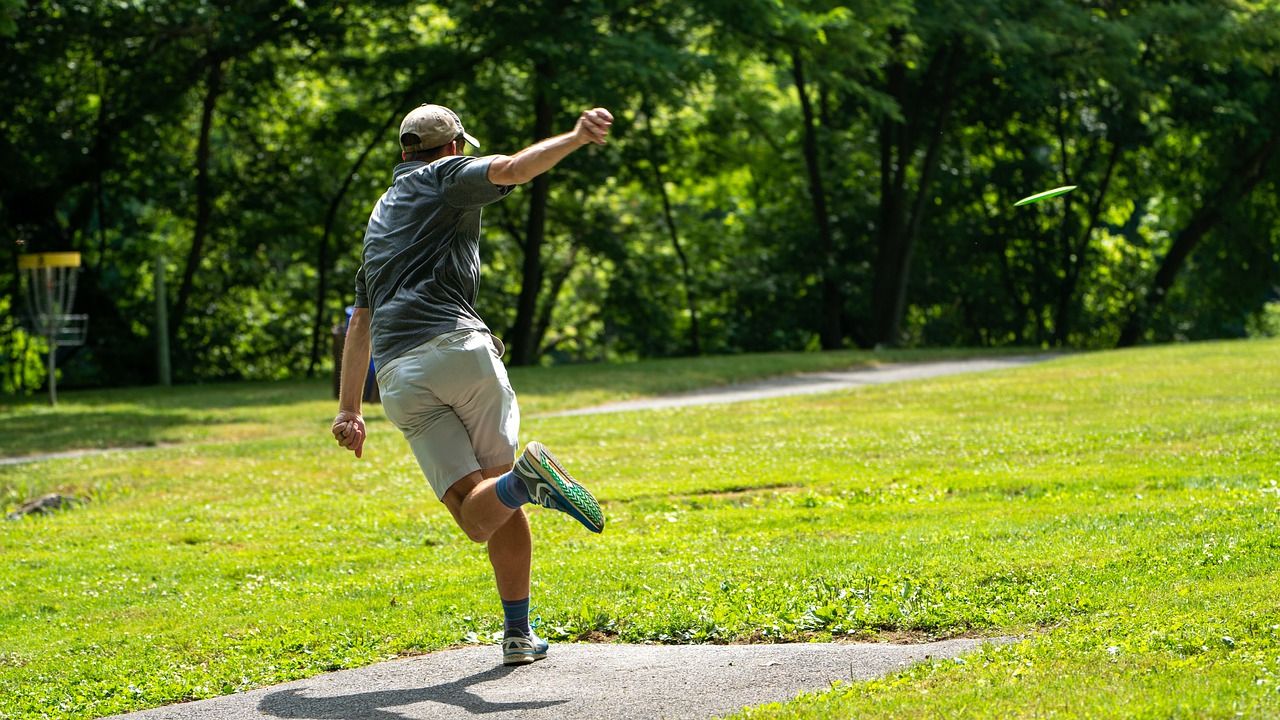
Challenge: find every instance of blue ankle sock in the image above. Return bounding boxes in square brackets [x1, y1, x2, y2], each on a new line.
[503, 597, 531, 637]
[494, 470, 531, 509]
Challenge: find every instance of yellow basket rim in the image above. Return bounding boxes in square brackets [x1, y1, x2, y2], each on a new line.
[18, 252, 82, 269]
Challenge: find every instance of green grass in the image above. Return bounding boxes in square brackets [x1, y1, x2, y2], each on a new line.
[0, 346, 1029, 459]
[1, 340, 1277, 719]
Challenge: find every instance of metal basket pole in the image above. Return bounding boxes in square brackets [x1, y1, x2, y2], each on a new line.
[18, 253, 84, 406]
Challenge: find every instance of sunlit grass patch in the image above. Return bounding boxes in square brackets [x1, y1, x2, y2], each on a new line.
[0, 347, 1031, 459]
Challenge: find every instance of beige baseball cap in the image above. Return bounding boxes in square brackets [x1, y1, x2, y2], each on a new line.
[399, 104, 480, 153]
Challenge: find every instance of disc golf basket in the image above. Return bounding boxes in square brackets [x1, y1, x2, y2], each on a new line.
[18, 252, 89, 406]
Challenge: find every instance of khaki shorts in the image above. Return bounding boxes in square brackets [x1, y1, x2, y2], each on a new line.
[376, 330, 520, 499]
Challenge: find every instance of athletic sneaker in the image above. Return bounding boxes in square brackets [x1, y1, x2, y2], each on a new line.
[513, 441, 605, 533]
[503, 629, 549, 666]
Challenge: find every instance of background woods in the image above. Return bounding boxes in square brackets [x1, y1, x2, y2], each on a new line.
[2, 0, 1278, 391]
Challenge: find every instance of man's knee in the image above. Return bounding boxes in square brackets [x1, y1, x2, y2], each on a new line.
[447, 505, 492, 544]
[443, 472, 491, 543]
[459, 520, 492, 544]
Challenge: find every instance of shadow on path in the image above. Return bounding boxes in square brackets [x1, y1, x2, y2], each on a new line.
[258, 665, 567, 720]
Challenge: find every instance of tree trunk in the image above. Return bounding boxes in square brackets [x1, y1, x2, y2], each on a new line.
[4, 236, 17, 392]
[791, 48, 841, 350]
[534, 244, 578, 356]
[509, 60, 554, 367]
[172, 56, 224, 340]
[893, 70, 955, 341]
[872, 39, 958, 347]
[1117, 134, 1278, 347]
[1053, 140, 1121, 346]
[641, 108, 701, 355]
[652, 160, 701, 355]
[871, 42, 906, 347]
[94, 74, 109, 263]
[306, 120, 385, 376]
[1116, 208, 1223, 347]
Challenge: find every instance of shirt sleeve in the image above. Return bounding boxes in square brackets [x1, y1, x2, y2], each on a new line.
[441, 156, 514, 209]
[353, 263, 369, 308]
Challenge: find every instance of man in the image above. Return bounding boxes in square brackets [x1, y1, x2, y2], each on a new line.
[331, 103, 613, 666]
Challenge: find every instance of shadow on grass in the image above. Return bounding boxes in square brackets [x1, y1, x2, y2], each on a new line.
[258, 665, 566, 719]
[0, 409, 229, 459]
[0, 380, 334, 458]
[0, 350, 1041, 458]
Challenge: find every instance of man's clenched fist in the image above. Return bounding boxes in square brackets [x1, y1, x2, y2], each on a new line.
[574, 108, 613, 146]
[331, 410, 366, 458]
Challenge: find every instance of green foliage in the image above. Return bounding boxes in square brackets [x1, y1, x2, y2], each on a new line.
[1247, 301, 1280, 338]
[1, 1, 1278, 387]
[0, 298, 46, 395]
[0, 0, 19, 37]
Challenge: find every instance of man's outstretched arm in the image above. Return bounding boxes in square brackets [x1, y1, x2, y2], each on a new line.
[332, 307, 371, 458]
[486, 107, 612, 186]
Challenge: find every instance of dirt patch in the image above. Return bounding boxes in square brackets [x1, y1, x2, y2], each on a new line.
[615, 483, 806, 506]
[682, 483, 805, 499]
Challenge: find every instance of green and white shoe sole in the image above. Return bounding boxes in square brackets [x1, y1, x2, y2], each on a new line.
[518, 441, 605, 534]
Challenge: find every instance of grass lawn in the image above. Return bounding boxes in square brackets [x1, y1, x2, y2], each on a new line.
[1, 339, 1277, 719]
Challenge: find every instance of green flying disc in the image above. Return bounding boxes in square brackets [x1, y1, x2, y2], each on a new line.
[1014, 185, 1078, 207]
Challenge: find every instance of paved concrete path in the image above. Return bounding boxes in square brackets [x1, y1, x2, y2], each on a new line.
[543, 355, 1051, 417]
[111, 639, 1007, 720]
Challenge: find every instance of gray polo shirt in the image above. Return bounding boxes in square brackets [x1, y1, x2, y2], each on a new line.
[354, 155, 512, 368]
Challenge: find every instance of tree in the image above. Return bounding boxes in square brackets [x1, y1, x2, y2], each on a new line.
[1117, 5, 1280, 346]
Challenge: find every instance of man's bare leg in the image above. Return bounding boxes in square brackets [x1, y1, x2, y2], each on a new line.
[442, 466, 532, 599]
[440, 467, 532, 600]
[481, 464, 531, 602]
[442, 465, 540, 665]
[442, 470, 517, 543]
